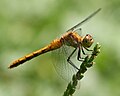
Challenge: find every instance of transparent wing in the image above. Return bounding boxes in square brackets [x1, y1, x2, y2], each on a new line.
[74, 28, 82, 36]
[51, 45, 80, 81]
[66, 8, 101, 32]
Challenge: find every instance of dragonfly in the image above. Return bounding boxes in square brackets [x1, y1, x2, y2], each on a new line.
[8, 8, 101, 70]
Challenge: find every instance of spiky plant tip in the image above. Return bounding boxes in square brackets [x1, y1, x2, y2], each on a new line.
[63, 43, 101, 96]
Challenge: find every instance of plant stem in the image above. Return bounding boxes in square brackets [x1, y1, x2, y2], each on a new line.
[63, 43, 101, 96]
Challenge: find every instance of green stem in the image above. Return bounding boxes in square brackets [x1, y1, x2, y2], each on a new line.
[63, 43, 101, 96]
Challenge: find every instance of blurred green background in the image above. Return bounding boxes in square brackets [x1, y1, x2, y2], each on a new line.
[0, 0, 120, 96]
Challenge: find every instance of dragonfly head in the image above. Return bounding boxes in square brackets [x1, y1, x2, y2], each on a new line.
[82, 34, 94, 48]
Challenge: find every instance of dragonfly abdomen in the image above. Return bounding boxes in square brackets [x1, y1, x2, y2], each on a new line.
[9, 39, 62, 69]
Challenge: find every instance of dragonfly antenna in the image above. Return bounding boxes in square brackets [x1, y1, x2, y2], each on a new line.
[66, 8, 101, 32]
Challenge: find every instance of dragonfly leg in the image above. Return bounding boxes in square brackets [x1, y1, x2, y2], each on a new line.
[67, 48, 79, 70]
[81, 46, 86, 55]
[82, 47, 93, 56]
[77, 46, 84, 61]
[84, 47, 93, 51]
[81, 46, 92, 55]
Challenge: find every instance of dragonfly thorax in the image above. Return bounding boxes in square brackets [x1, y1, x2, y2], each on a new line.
[61, 32, 82, 48]
[82, 34, 94, 48]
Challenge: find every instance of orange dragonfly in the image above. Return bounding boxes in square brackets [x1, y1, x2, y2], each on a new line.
[8, 8, 101, 70]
